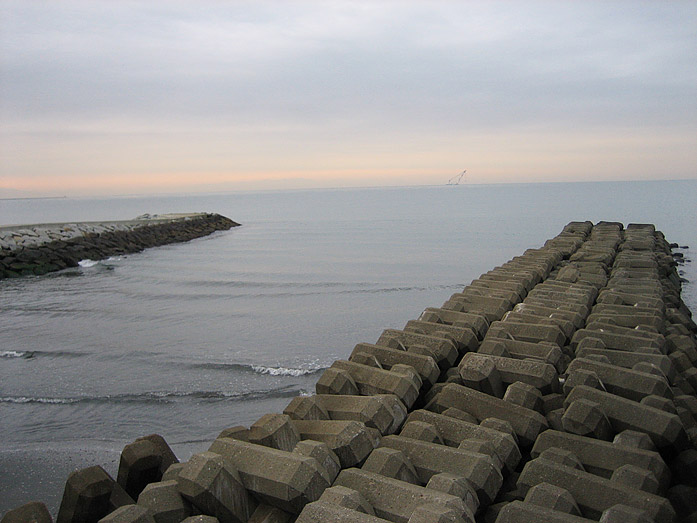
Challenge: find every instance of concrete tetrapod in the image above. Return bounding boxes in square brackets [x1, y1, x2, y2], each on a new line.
[426, 383, 548, 447]
[333, 468, 470, 523]
[516, 457, 675, 521]
[207, 438, 330, 514]
[176, 451, 256, 523]
[378, 435, 503, 506]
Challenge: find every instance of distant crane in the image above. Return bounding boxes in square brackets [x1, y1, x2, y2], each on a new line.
[447, 170, 467, 185]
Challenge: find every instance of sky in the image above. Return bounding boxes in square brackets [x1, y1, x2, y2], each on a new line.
[1, 1, 696, 197]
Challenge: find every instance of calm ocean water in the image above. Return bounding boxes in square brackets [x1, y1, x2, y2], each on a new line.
[1, 180, 695, 513]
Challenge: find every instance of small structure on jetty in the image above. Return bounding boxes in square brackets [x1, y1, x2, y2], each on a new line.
[2, 221, 696, 523]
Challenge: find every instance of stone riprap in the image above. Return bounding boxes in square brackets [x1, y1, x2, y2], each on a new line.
[2, 221, 696, 523]
[0, 213, 239, 279]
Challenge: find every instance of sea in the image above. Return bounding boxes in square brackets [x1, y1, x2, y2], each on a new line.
[1, 180, 695, 514]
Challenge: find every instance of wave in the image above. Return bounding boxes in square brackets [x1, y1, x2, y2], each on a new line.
[78, 259, 99, 268]
[251, 364, 325, 376]
[0, 350, 30, 358]
[187, 361, 327, 376]
[0, 385, 307, 406]
[0, 350, 88, 359]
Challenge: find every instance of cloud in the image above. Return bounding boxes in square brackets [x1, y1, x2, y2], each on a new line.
[1, 0, 696, 195]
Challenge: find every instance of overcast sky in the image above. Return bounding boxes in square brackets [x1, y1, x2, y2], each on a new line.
[1, 1, 696, 196]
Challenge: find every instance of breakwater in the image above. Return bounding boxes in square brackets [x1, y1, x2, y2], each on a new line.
[2, 221, 696, 523]
[0, 213, 239, 279]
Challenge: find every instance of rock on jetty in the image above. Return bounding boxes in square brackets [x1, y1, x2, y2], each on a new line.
[0, 213, 239, 279]
[2, 221, 696, 523]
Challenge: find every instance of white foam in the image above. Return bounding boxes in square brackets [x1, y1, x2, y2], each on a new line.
[1, 396, 77, 404]
[0, 350, 27, 358]
[78, 259, 99, 268]
[251, 365, 321, 377]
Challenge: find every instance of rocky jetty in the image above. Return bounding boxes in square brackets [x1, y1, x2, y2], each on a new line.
[2, 221, 696, 523]
[0, 213, 239, 279]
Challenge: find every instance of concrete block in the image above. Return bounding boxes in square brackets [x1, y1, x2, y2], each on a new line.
[216, 426, 250, 442]
[586, 312, 663, 331]
[161, 464, 185, 483]
[457, 439, 503, 471]
[134, 435, 178, 477]
[407, 410, 520, 473]
[575, 347, 676, 382]
[428, 383, 547, 447]
[208, 438, 329, 514]
[350, 352, 383, 368]
[98, 505, 155, 523]
[514, 302, 585, 329]
[376, 329, 458, 371]
[315, 367, 360, 396]
[318, 485, 375, 514]
[283, 396, 330, 421]
[459, 352, 559, 394]
[425, 473, 479, 515]
[494, 501, 594, 522]
[137, 480, 191, 522]
[176, 451, 255, 523]
[295, 501, 391, 522]
[524, 482, 581, 516]
[503, 382, 543, 412]
[599, 504, 653, 523]
[248, 504, 292, 523]
[399, 420, 444, 444]
[117, 439, 165, 500]
[564, 385, 688, 451]
[249, 414, 301, 452]
[502, 311, 574, 340]
[486, 321, 565, 347]
[403, 320, 478, 354]
[329, 360, 420, 408]
[532, 430, 670, 491]
[1, 502, 53, 523]
[562, 399, 614, 441]
[441, 293, 511, 323]
[571, 329, 662, 354]
[57, 465, 134, 523]
[350, 343, 440, 388]
[479, 418, 519, 446]
[290, 419, 380, 468]
[334, 468, 470, 523]
[538, 448, 585, 471]
[362, 447, 421, 485]
[292, 440, 341, 484]
[563, 369, 603, 396]
[379, 435, 502, 506]
[419, 308, 489, 340]
[468, 279, 525, 302]
[610, 465, 659, 494]
[567, 357, 672, 401]
[442, 407, 477, 424]
[517, 458, 675, 521]
[612, 430, 656, 451]
[407, 504, 471, 523]
[457, 353, 504, 397]
[640, 394, 677, 413]
[314, 394, 407, 435]
[523, 296, 589, 318]
[546, 408, 565, 431]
